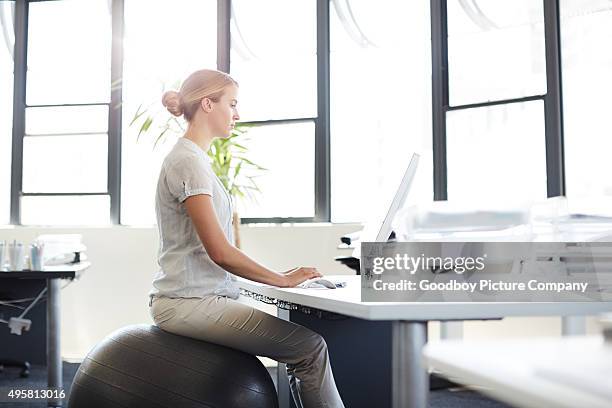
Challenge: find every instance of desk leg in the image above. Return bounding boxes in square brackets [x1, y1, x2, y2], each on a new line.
[440, 321, 463, 340]
[277, 308, 292, 408]
[561, 316, 586, 336]
[47, 279, 62, 407]
[392, 321, 428, 408]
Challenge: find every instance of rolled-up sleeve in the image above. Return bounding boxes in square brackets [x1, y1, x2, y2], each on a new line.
[165, 156, 214, 203]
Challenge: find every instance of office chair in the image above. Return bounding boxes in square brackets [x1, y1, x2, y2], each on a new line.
[0, 358, 30, 377]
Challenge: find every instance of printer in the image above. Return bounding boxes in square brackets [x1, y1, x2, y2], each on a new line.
[36, 234, 87, 266]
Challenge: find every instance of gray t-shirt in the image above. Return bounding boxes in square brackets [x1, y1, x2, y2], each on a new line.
[150, 137, 239, 299]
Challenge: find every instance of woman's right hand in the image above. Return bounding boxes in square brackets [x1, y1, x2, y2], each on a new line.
[279, 266, 323, 287]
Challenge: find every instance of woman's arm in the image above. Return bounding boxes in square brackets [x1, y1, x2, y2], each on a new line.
[183, 194, 321, 287]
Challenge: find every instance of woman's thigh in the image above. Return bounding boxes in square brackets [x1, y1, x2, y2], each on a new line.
[151, 295, 322, 364]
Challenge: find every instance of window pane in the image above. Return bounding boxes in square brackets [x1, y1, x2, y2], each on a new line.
[0, 1, 14, 224]
[330, 0, 433, 223]
[21, 195, 110, 226]
[23, 135, 108, 193]
[446, 101, 547, 205]
[447, 0, 546, 106]
[27, 0, 111, 105]
[26, 105, 108, 135]
[231, 0, 317, 121]
[121, 0, 217, 225]
[561, 0, 612, 197]
[121, 140, 174, 226]
[236, 122, 315, 218]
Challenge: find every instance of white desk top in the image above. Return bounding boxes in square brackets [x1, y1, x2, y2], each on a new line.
[237, 275, 612, 321]
[423, 336, 612, 408]
[42, 261, 91, 273]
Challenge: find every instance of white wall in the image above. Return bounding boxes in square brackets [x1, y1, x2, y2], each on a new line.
[0, 223, 360, 359]
[0, 224, 603, 360]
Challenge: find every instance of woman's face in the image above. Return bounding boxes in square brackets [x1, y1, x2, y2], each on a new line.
[208, 84, 240, 138]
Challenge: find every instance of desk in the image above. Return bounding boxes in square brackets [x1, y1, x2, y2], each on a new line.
[0, 262, 90, 407]
[238, 275, 612, 408]
[423, 336, 612, 408]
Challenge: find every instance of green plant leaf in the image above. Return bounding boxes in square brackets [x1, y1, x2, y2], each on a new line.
[233, 156, 259, 166]
[234, 161, 243, 178]
[153, 126, 170, 150]
[129, 104, 146, 127]
[137, 116, 154, 143]
[127, 80, 266, 205]
[171, 116, 185, 132]
[232, 142, 248, 150]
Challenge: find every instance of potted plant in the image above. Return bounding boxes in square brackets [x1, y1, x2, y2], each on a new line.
[129, 96, 266, 248]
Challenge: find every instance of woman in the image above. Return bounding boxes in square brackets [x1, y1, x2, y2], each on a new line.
[149, 68, 345, 408]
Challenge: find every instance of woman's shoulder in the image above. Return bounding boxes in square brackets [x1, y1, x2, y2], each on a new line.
[163, 144, 212, 175]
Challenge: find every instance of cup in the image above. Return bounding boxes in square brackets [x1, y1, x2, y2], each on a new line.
[30, 242, 45, 271]
[8, 241, 25, 271]
[0, 241, 6, 271]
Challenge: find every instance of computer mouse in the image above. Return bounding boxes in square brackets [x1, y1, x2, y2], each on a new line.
[298, 278, 338, 289]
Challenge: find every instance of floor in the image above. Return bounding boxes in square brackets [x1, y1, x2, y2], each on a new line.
[0, 362, 512, 408]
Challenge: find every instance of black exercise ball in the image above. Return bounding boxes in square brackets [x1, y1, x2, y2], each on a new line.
[68, 324, 278, 408]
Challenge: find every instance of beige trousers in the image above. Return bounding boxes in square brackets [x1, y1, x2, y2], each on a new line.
[150, 295, 345, 408]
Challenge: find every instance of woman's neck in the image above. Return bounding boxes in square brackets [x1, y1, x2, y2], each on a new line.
[183, 123, 214, 152]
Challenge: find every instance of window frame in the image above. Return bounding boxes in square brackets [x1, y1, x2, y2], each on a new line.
[430, 0, 565, 201]
[7, 0, 566, 225]
[9, 0, 123, 225]
[227, 0, 330, 223]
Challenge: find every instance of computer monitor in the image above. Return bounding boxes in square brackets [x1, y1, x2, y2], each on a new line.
[352, 153, 420, 257]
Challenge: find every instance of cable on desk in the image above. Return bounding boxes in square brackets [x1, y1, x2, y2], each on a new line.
[18, 287, 47, 319]
[240, 289, 348, 321]
[0, 270, 79, 332]
[0, 287, 47, 330]
[0, 294, 46, 312]
[61, 279, 75, 290]
[0, 296, 40, 304]
[0, 302, 26, 311]
[0, 277, 76, 308]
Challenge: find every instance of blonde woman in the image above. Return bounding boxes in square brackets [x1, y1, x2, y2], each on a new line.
[149, 69, 345, 408]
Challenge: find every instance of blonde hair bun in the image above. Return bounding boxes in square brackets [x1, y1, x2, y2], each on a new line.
[161, 90, 183, 117]
[161, 69, 238, 122]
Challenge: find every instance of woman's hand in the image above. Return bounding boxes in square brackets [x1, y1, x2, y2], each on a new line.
[279, 267, 323, 287]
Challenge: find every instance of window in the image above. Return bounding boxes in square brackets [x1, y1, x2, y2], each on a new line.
[447, 0, 546, 106]
[438, 0, 553, 205]
[235, 122, 315, 218]
[5, 0, 578, 225]
[230, 0, 317, 122]
[446, 101, 547, 205]
[21, 0, 111, 225]
[21, 196, 110, 226]
[230, 0, 317, 219]
[561, 0, 612, 198]
[26, 0, 110, 105]
[120, 0, 217, 225]
[330, 0, 433, 222]
[0, 1, 14, 225]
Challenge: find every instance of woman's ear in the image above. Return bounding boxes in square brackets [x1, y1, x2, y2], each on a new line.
[200, 97, 213, 113]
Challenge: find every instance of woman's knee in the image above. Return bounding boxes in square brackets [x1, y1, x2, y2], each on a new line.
[302, 330, 328, 358]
